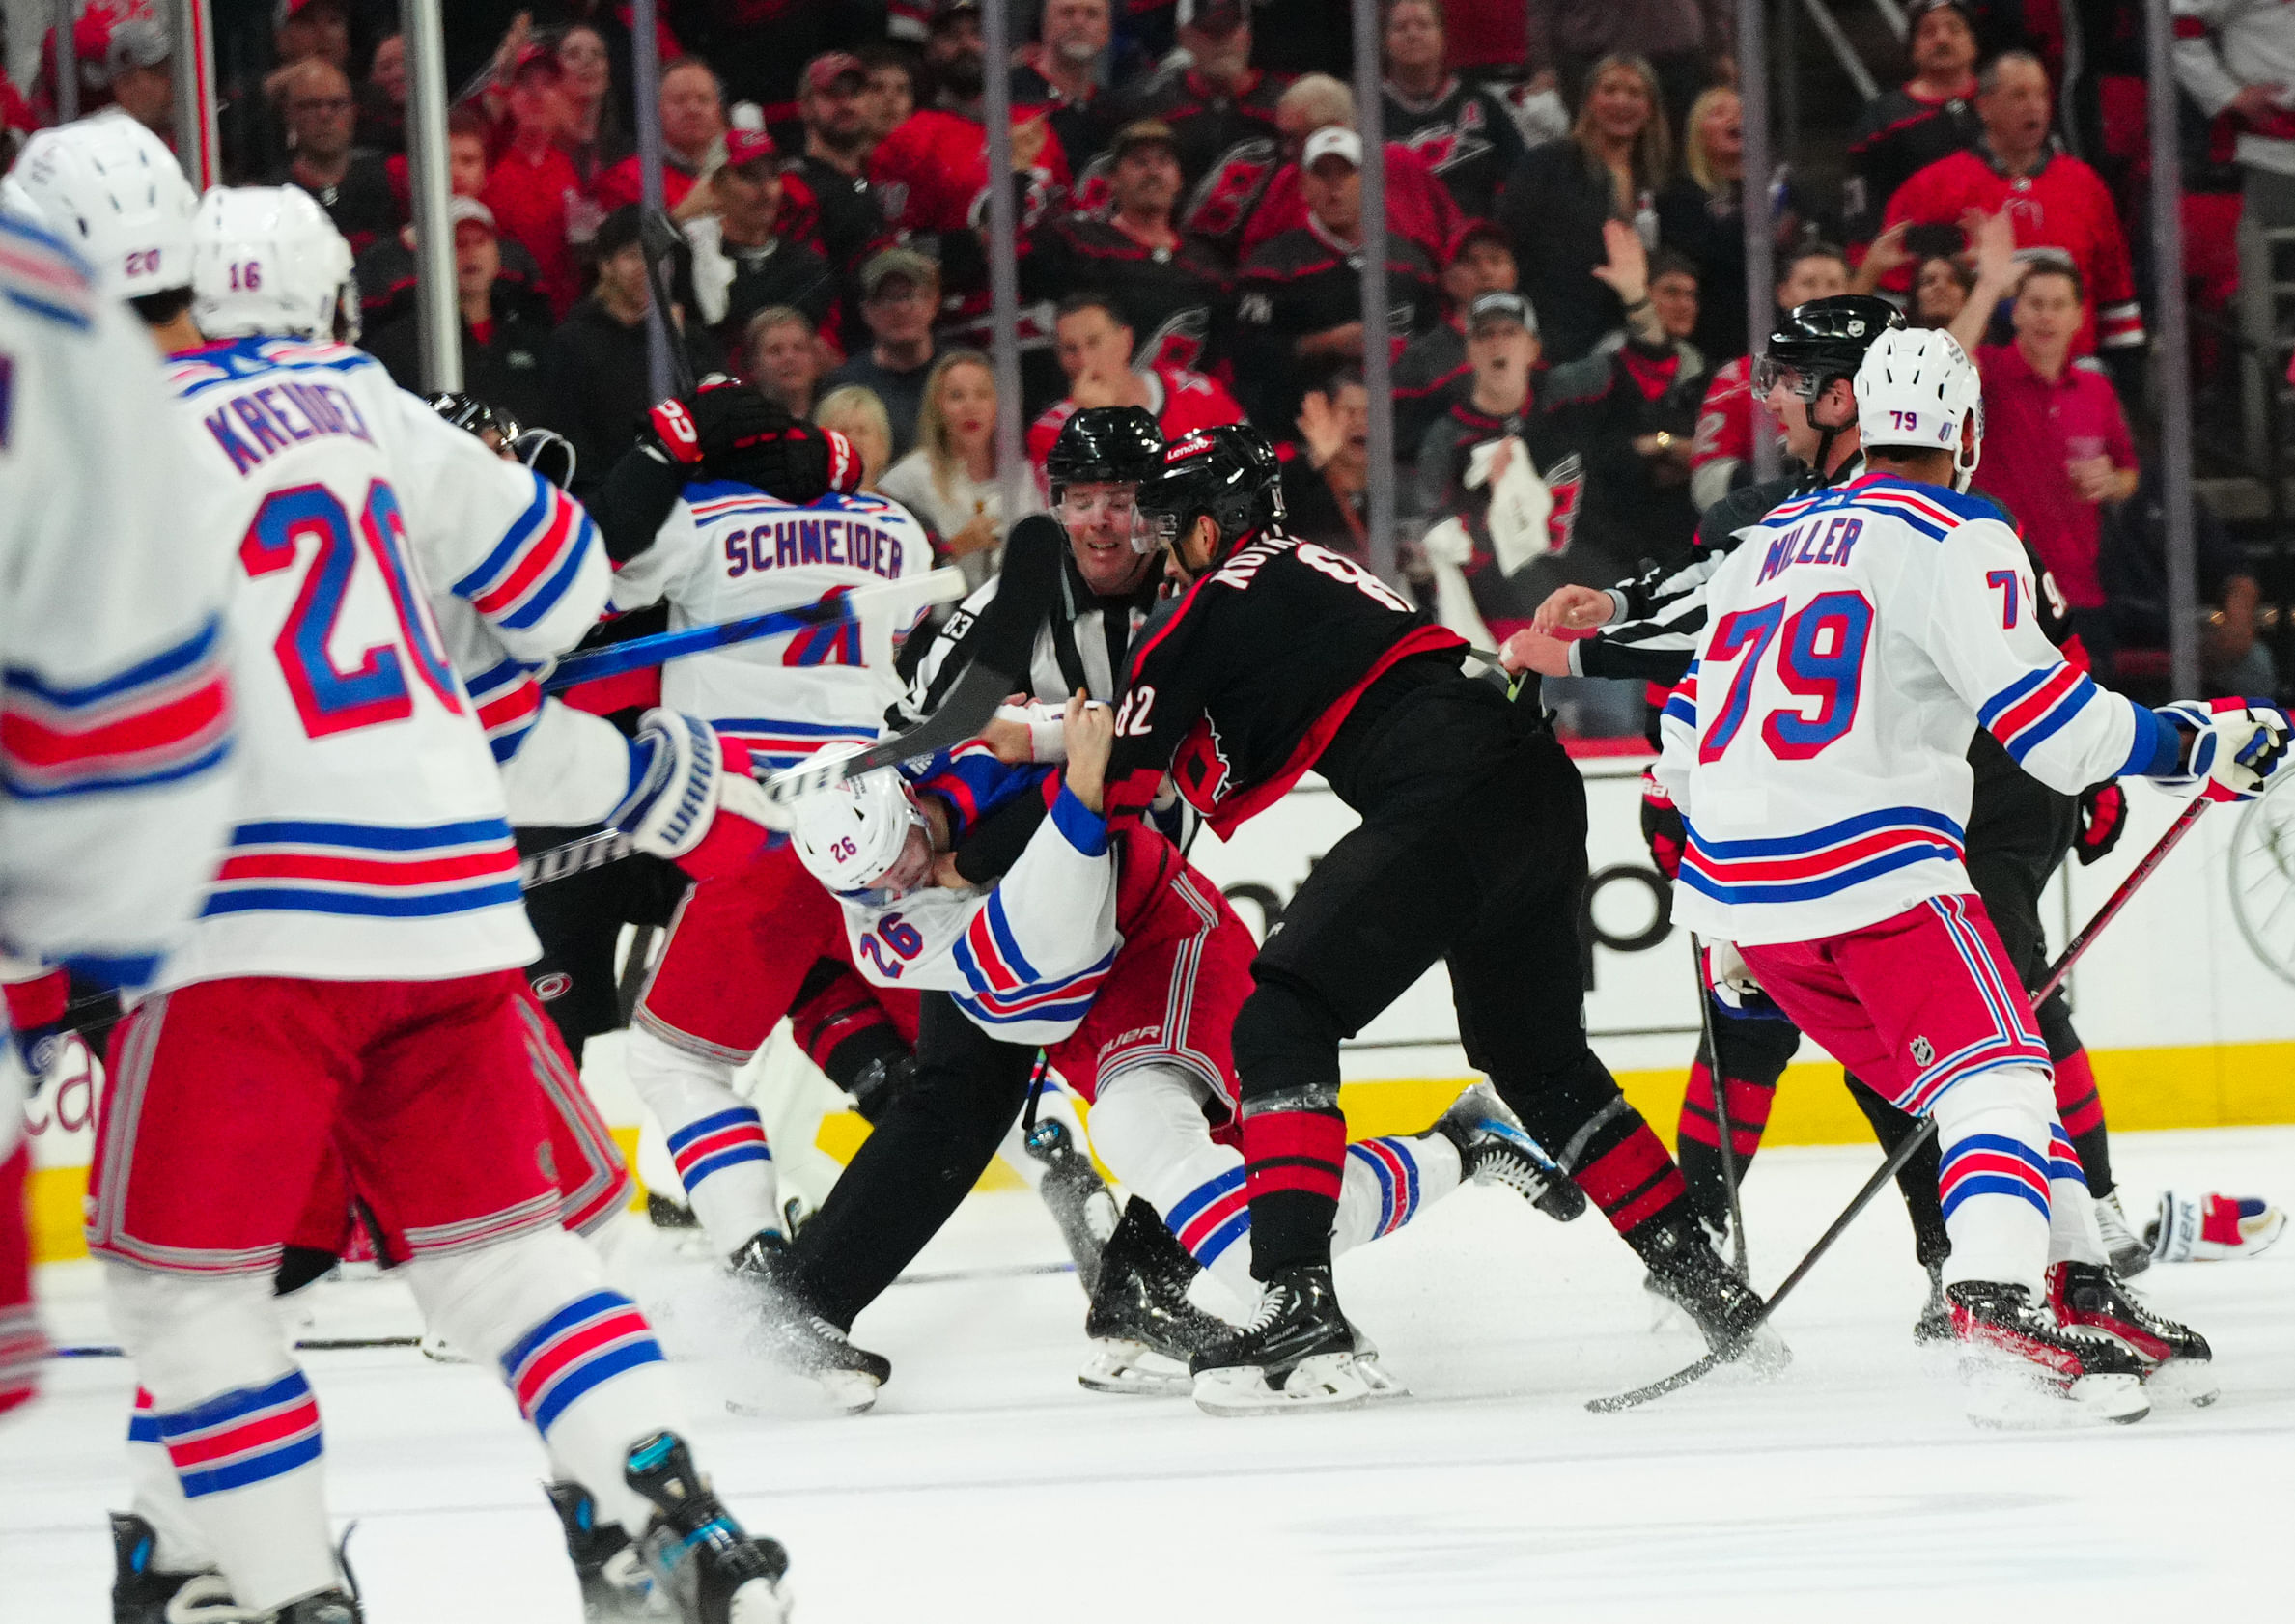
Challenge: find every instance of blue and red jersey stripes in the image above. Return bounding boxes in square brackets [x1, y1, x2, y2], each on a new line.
[500, 1291, 666, 1436]
[1, 617, 232, 800]
[666, 1106, 771, 1190]
[710, 714, 873, 776]
[201, 817, 522, 920]
[1899, 894, 2054, 1112]
[954, 948, 1114, 1031]
[1662, 665, 1698, 730]
[1680, 805, 1966, 908]
[2046, 1122, 2087, 1190]
[1347, 1138, 1426, 1239]
[464, 656, 544, 764]
[149, 1371, 324, 1498]
[452, 475, 599, 633]
[0, 213, 98, 328]
[1980, 662, 2104, 766]
[1168, 1166, 1250, 1268]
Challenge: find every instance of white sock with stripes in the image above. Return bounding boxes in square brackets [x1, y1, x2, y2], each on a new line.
[1087, 1067, 1258, 1305]
[624, 1025, 778, 1256]
[1933, 1064, 2057, 1295]
[2042, 1115, 2109, 1266]
[1333, 1132, 1464, 1255]
[407, 1227, 684, 1541]
[105, 1267, 339, 1613]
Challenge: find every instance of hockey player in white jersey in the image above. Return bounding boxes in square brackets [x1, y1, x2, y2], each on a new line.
[0, 195, 238, 1424]
[786, 702, 1581, 1400]
[1654, 327, 2289, 1425]
[13, 132, 794, 1622]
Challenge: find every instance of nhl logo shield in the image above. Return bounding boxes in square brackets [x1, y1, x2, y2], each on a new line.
[1910, 1035, 1935, 1067]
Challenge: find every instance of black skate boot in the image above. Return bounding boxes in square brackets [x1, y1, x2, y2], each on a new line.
[266, 1590, 363, 1623]
[729, 1230, 890, 1414]
[1947, 1280, 2150, 1426]
[1079, 1197, 1235, 1394]
[647, 1191, 700, 1230]
[1913, 1261, 1954, 1345]
[1438, 1083, 1586, 1221]
[110, 1512, 215, 1624]
[624, 1432, 791, 1624]
[1023, 1115, 1121, 1293]
[546, 1480, 671, 1620]
[2046, 1261, 2216, 1407]
[1637, 1213, 1789, 1375]
[1189, 1263, 1394, 1416]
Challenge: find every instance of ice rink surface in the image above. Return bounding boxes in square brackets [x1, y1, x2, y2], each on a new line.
[6, 1126, 2290, 1623]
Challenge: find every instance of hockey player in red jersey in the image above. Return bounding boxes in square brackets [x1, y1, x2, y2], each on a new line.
[1106, 424, 1771, 1414]
[14, 118, 795, 1621]
[1654, 327, 2287, 1424]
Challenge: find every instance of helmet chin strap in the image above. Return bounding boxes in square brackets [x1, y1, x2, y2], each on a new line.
[1806, 379, 1860, 487]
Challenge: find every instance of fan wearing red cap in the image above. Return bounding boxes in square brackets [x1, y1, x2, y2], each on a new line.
[680, 126, 841, 356]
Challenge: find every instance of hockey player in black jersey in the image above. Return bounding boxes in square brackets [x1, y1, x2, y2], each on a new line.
[1105, 424, 1774, 1414]
[1507, 296, 2212, 1388]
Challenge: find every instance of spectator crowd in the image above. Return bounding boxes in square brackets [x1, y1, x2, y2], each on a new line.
[3, 0, 2281, 725]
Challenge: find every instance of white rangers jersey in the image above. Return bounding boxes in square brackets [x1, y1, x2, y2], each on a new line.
[431, 595, 634, 830]
[609, 482, 931, 772]
[0, 215, 237, 994]
[1655, 473, 2176, 945]
[830, 769, 1119, 1046]
[158, 336, 608, 986]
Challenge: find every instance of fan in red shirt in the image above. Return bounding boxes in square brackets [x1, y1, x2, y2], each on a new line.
[1879, 51, 2143, 357]
[593, 57, 726, 215]
[481, 45, 589, 320]
[1025, 293, 1245, 492]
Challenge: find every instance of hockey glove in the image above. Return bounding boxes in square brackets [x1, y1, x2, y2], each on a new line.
[645, 378, 846, 501]
[1700, 938, 1787, 1022]
[2157, 699, 2291, 802]
[1638, 770, 1685, 881]
[2147, 1190, 2287, 1263]
[1, 966, 76, 1101]
[2073, 780, 2127, 865]
[610, 711, 792, 879]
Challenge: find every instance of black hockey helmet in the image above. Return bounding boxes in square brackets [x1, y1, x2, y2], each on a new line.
[425, 391, 520, 444]
[1752, 294, 1904, 403]
[1133, 422, 1285, 556]
[1045, 405, 1164, 504]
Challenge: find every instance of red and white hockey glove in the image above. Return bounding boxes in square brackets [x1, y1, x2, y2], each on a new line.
[2147, 1191, 2287, 1263]
[1637, 770, 1685, 882]
[2073, 780, 2127, 865]
[2, 966, 78, 1102]
[611, 711, 792, 880]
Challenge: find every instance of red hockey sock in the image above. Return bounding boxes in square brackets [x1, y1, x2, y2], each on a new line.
[1577, 1118, 1690, 1236]
[2052, 1049, 2105, 1137]
[1241, 1106, 1347, 1275]
[1676, 1061, 1775, 1158]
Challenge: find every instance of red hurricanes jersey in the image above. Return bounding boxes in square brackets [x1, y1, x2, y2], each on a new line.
[1693, 356, 1753, 473]
[1880, 148, 2143, 354]
[1025, 364, 1245, 490]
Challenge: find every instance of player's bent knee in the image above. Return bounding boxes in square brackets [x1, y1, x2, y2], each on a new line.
[105, 1265, 294, 1404]
[1087, 1065, 1220, 1193]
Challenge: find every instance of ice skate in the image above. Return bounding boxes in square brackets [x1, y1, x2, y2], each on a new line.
[1639, 1214, 1789, 1376]
[266, 1591, 363, 1623]
[2093, 1191, 2149, 1277]
[1438, 1083, 1586, 1221]
[1189, 1264, 1396, 1415]
[1079, 1197, 1235, 1395]
[110, 1512, 215, 1624]
[624, 1433, 792, 1624]
[730, 1230, 889, 1414]
[546, 1481, 674, 1620]
[1947, 1280, 2150, 1427]
[2046, 1262, 2217, 1407]
[1913, 1261, 1953, 1345]
[1023, 1115, 1121, 1293]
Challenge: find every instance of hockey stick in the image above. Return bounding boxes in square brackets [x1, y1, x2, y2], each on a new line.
[637, 209, 699, 399]
[1689, 932, 1751, 1279]
[542, 569, 966, 693]
[1589, 793, 2213, 1414]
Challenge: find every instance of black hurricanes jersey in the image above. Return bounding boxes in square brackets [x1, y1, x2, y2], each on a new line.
[1106, 65, 1291, 190]
[1032, 214, 1234, 372]
[1232, 222, 1441, 425]
[1102, 527, 1466, 836]
[1381, 76, 1531, 220]
[1842, 87, 1980, 244]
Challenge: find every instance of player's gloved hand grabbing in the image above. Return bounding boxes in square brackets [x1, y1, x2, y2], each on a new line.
[644, 378, 856, 500]
[1638, 770, 1685, 881]
[2156, 699, 2291, 802]
[2, 966, 77, 1100]
[2074, 780, 2127, 865]
[610, 710, 792, 879]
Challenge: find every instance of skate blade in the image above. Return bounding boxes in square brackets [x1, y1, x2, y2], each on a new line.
[728, 1370, 879, 1417]
[2141, 1357, 2220, 1408]
[1191, 1352, 1393, 1417]
[1959, 1355, 2149, 1429]
[1078, 1340, 1194, 1396]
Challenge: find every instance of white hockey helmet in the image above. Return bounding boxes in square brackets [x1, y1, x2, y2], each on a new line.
[1854, 326, 1983, 490]
[787, 751, 926, 897]
[0, 112, 196, 302]
[189, 186, 360, 344]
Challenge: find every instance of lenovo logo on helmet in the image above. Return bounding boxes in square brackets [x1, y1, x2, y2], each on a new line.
[1163, 432, 1212, 462]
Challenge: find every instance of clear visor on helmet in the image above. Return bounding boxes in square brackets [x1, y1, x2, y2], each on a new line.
[1750, 354, 1821, 401]
[1053, 484, 1136, 527]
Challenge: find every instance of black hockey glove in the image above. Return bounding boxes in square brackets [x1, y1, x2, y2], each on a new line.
[643, 378, 836, 502]
[2074, 780, 2127, 866]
